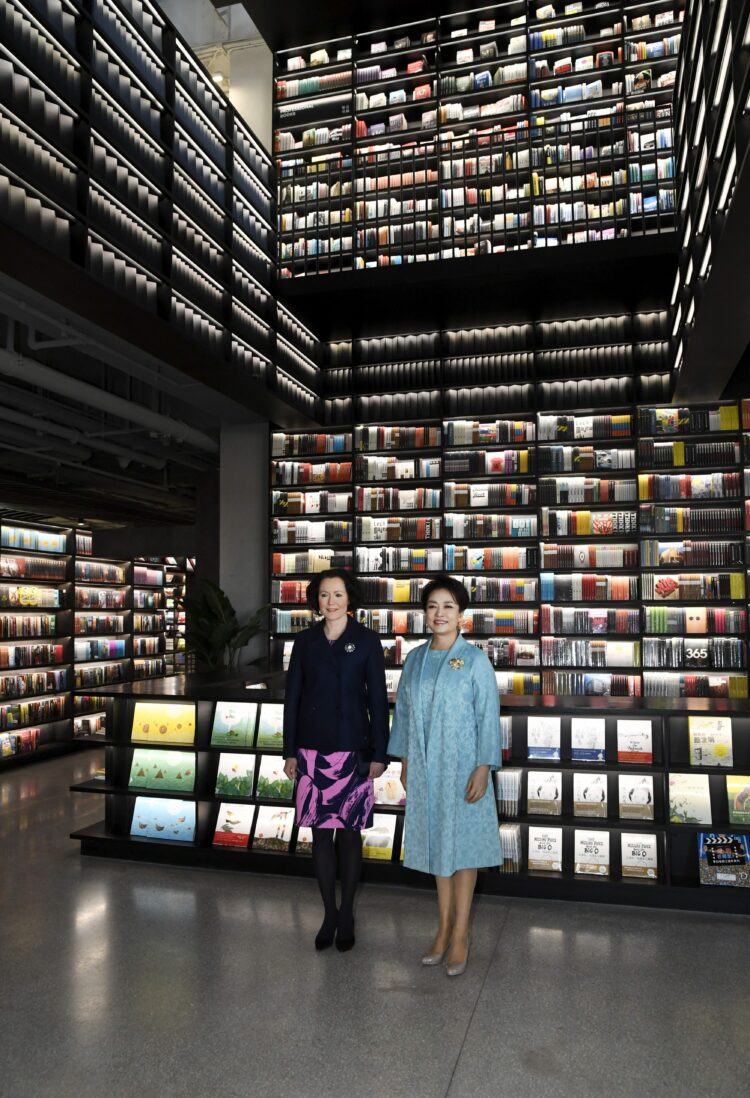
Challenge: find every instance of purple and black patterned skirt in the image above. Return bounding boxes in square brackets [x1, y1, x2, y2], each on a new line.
[296, 749, 374, 830]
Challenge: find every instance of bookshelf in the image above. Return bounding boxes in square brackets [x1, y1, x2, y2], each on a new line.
[132, 560, 167, 680]
[0, 519, 73, 764]
[164, 556, 192, 674]
[637, 401, 746, 699]
[274, 1, 683, 276]
[71, 685, 750, 913]
[73, 556, 132, 698]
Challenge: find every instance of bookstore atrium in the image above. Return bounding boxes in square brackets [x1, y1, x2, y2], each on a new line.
[1, 0, 749, 1095]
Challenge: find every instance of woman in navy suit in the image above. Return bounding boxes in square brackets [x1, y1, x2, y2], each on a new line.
[283, 569, 388, 951]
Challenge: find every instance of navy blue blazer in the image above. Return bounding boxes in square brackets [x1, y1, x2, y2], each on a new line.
[283, 618, 389, 762]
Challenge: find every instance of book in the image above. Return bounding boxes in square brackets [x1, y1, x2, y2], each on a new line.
[573, 773, 607, 817]
[295, 825, 314, 856]
[570, 717, 606, 762]
[621, 833, 658, 878]
[527, 770, 562, 815]
[128, 749, 196, 792]
[698, 833, 750, 887]
[130, 797, 196, 842]
[373, 761, 406, 806]
[618, 774, 654, 820]
[252, 805, 295, 851]
[574, 829, 610, 876]
[215, 753, 256, 797]
[527, 716, 561, 760]
[688, 716, 733, 767]
[527, 826, 563, 871]
[213, 804, 255, 848]
[725, 776, 750, 825]
[616, 719, 653, 764]
[361, 813, 397, 860]
[256, 703, 285, 750]
[669, 773, 712, 824]
[255, 755, 294, 801]
[131, 702, 196, 746]
[210, 701, 257, 747]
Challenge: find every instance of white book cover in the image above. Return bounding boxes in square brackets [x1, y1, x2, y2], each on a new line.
[669, 773, 712, 825]
[527, 716, 561, 760]
[252, 805, 295, 851]
[620, 832, 658, 879]
[469, 484, 489, 507]
[573, 773, 607, 818]
[295, 824, 313, 856]
[618, 774, 654, 820]
[213, 803, 256, 848]
[616, 719, 653, 764]
[574, 415, 593, 439]
[570, 717, 606, 762]
[528, 826, 563, 871]
[574, 829, 610, 875]
[362, 812, 397, 860]
[526, 770, 562, 815]
[373, 761, 406, 806]
[688, 716, 733, 767]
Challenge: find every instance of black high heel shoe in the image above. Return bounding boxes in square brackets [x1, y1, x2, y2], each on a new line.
[315, 918, 337, 951]
[335, 917, 355, 952]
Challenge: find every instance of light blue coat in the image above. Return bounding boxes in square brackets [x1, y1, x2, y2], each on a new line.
[388, 634, 502, 876]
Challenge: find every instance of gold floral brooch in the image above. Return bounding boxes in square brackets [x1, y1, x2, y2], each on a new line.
[448, 658, 464, 670]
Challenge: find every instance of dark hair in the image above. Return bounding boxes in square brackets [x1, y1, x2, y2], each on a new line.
[306, 568, 363, 613]
[420, 574, 470, 613]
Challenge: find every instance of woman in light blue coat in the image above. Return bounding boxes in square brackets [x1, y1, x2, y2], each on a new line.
[388, 575, 501, 977]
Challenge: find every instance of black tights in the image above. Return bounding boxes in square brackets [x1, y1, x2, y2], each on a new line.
[312, 828, 362, 935]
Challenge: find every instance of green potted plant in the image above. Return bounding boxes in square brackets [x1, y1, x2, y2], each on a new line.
[184, 579, 268, 673]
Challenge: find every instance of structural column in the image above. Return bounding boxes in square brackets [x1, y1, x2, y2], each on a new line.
[219, 421, 269, 661]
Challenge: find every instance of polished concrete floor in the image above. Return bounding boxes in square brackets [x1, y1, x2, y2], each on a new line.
[1, 751, 748, 1098]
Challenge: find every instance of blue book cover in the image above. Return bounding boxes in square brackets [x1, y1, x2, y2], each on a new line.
[698, 833, 750, 888]
[130, 797, 196, 842]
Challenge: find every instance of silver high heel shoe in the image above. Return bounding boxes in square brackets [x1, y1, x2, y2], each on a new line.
[421, 948, 447, 966]
[446, 936, 470, 977]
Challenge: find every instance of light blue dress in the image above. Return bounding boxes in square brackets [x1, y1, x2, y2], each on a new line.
[388, 634, 502, 876]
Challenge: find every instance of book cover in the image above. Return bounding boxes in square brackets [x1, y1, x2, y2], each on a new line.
[128, 749, 196, 792]
[252, 805, 295, 851]
[725, 776, 750, 825]
[130, 797, 195, 842]
[574, 829, 610, 875]
[255, 755, 294, 801]
[256, 703, 285, 750]
[215, 753, 256, 797]
[616, 719, 653, 764]
[669, 773, 712, 824]
[362, 813, 397, 860]
[295, 825, 314, 856]
[213, 804, 255, 848]
[688, 716, 733, 767]
[618, 774, 654, 820]
[373, 761, 406, 806]
[570, 717, 606, 762]
[527, 826, 563, 871]
[621, 833, 658, 878]
[131, 702, 196, 746]
[527, 715, 561, 760]
[527, 770, 562, 815]
[573, 773, 607, 817]
[210, 701, 257, 747]
[698, 832, 750, 887]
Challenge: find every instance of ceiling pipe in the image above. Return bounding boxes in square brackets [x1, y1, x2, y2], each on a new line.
[0, 381, 212, 472]
[0, 422, 93, 463]
[0, 405, 167, 470]
[1, 322, 219, 454]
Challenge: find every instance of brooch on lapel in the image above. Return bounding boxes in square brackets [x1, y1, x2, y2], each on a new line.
[448, 658, 464, 670]
[344, 643, 356, 653]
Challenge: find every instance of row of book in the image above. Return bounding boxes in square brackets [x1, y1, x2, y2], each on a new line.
[356, 517, 442, 541]
[445, 513, 537, 538]
[0, 727, 41, 757]
[539, 573, 639, 601]
[537, 445, 635, 473]
[0, 613, 57, 638]
[0, 695, 66, 731]
[272, 520, 353, 545]
[272, 431, 351, 456]
[540, 543, 638, 568]
[640, 540, 743, 567]
[541, 508, 637, 536]
[273, 490, 353, 514]
[538, 476, 637, 503]
[637, 472, 742, 500]
[0, 556, 68, 581]
[643, 672, 748, 698]
[0, 668, 69, 699]
[640, 504, 744, 534]
[443, 448, 534, 475]
[640, 572, 745, 601]
[443, 545, 538, 570]
[642, 638, 745, 670]
[638, 440, 740, 468]
[0, 643, 66, 669]
[541, 638, 639, 667]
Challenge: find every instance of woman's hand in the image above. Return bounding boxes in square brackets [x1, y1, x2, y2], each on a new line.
[368, 762, 386, 780]
[465, 765, 490, 803]
[283, 757, 298, 781]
